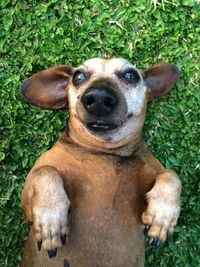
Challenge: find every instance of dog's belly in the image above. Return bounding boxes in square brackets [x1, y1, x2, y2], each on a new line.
[66, 205, 144, 267]
[22, 209, 144, 267]
[61, 162, 145, 265]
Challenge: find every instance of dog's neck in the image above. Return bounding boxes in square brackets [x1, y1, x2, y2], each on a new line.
[61, 127, 145, 157]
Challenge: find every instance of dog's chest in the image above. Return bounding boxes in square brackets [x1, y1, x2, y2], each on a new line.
[62, 150, 145, 219]
[59, 151, 145, 265]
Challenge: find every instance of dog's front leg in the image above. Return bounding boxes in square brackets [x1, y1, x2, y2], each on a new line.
[142, 169, 181, 246]
[22, 166, 70, 257]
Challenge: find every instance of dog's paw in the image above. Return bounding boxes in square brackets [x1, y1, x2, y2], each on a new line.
[32, 189, 70, 258]
[142, 172, 181, 245]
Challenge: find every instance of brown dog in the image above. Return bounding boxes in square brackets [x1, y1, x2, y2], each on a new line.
[20, 58, 181, 267]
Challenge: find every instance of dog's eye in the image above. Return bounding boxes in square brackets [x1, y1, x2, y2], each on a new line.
[124, 72, 133, 81]
[122, 69, 141, 84]
[73, 71, 87, 84]
[76, 72, 86, 81]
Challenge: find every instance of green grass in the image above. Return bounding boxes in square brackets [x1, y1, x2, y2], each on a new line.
[0, 0, 199, 266]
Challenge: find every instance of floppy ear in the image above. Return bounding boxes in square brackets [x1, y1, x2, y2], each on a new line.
[143, 63, 181, 102]
[21, 65, 74, 109]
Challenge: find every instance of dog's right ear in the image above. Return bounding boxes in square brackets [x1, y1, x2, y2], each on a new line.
[21, 65, 74, 109]
[143, 63, 181, 102]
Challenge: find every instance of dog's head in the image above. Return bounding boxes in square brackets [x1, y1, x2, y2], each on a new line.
[22, 58, 180, 153]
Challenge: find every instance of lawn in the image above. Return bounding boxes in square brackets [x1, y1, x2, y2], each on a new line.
[0, 0, 199, 266]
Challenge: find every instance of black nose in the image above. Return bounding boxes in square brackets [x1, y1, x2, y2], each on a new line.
[81, 87, 118, 116]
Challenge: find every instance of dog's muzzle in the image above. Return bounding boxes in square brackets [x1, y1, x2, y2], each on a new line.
[81, 85, 119, 132]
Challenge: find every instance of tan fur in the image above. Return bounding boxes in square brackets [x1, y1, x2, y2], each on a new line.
[20, 58, 181, 267]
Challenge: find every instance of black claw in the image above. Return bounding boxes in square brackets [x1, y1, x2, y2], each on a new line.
[47, 248, 57, 258]
[61, 234, 67, 245]
[68, 206, 72, 215]
[143, 224, 151, 235]
[144, 195, 148, 205]
[150, 237, 161, 248]
[37, 241, 42, 252]
[166, 232, 169, 242]
[64, 259, 70, 267]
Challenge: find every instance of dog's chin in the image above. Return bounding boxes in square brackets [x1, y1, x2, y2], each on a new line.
[86, 122, 118, 134]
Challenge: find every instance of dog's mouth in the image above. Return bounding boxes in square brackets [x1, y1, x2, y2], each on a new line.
[87, 122, 118, 132]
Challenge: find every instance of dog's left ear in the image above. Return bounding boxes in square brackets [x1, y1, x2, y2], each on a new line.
[21, 65, 74, 109]
[143, 63, 181, 102]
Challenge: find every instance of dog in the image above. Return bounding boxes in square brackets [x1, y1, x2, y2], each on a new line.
[20, 58, 181, 267]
